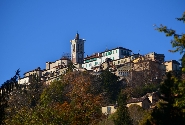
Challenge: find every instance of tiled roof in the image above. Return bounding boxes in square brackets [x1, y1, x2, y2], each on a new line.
[165, 60, 180, 65]
[101, 47, 132, 53]
[127, 96, 151, 103]
[84, 53, 102, 60]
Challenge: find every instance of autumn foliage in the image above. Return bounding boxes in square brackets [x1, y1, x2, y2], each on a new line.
[3, 71, 103, 125]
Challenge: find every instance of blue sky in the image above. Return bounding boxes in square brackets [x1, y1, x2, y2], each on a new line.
[0, 0, 185, 85]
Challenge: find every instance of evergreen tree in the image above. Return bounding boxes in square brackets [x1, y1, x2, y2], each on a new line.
[154, 12, 185, 55]
[140, 12, 185, 125]
[114, 92, 133, 125]
[0, 69, 20, 125]
[100, 69, 122, 104]
[142, 72, 185, 125]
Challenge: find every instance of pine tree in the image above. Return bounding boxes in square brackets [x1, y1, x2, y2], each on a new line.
[114, 92, 133, 125]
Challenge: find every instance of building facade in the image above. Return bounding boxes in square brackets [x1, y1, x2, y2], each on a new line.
[164, 60, 180, 72]
[82, 47, 132, 70]
[70, 33, 85, 64]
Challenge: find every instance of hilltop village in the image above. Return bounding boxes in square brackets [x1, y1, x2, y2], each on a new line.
[18, 33, 180, 85]
[0, 33, 183, 124]
[16, 33, 180, 112]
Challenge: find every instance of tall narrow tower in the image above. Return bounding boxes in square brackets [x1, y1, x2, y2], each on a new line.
[70, 33, 85, 64]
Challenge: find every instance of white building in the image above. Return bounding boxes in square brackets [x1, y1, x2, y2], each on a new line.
[18, 57, 71, 85]
[70, 32, 85, 64]
[82, 47, 132, 70]
[102, 105, 117, 115]
[18, 77, 30, 84]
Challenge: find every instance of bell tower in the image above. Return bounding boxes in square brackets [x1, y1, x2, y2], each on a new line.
[70, 32, 85, 64]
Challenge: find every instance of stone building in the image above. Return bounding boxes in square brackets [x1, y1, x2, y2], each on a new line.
[164, 60, 180, 72]
[82, 47, 133, 70]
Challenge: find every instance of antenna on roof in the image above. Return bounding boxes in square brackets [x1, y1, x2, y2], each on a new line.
[105, 45, 108, 51]
[61, 53, 71, 60]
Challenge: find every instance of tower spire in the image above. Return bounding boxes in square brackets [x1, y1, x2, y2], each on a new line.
[75, 31, 79, 40]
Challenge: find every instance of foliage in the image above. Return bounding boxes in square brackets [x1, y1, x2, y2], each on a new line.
[141, 12, 185, 125]
[154, 12, 185, 54]
[131, 84, 159, 98]
[62, 71, 103, 125]
[0, 69, 20, 125]
[100, 69, 122, 104]
[3, 71, 103, 125]
[113, 92, 133, 125]
[176, 12, 185, 23]
[40, 80, 66, 106]
[4, 102, 72, 125]
[66, 61, 76, 72]
[138, 110, 152, 125]
[140, 72, 185, 125]
[181, 53, 185, 72]
[131, 56, 163, 87]
[97, 113, 115, 125]
[3, 74, 45, 124]
[128, 104, 149, 125]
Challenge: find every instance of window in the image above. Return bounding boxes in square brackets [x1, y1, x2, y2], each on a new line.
[73, 44, 75, 52]
[107, 107, 111, 114]
[93, 58, 97, 61]
[108, 51, 112, 55]
[77, 44, 79, 52]
[116, 50, 117, 53]
[80, 44, 83, 50]
[121, 50, 124, 55]
[112, 50, 114, 54]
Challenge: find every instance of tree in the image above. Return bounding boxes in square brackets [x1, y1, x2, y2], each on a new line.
[4, 71, 103, 125]
[154, 12, 185, 54]
[154, 12, 185, 74]
[61, 71, 103, 125]
[0, 69, 20, 125]
[130, 83, 159, 98]
[3, 74, 45, 124]
[138, 12, 185, 125]
[40, 80, 66, 107]
[128, 104, 149, 125]
[99, 69, 122, 104]
[140, 72, 185, 125]
[113, 92, 133, 125]
[131, 55, 164, 87]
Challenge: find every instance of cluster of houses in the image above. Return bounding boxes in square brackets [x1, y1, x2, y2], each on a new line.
[102, 92, 159, 115]
[0, 33, 181, 115]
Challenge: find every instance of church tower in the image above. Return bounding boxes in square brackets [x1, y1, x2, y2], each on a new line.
[70, 33, 85, 64]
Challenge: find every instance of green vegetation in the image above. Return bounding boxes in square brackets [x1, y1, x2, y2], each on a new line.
[140, 73, 185, 125]
[99, 69, 122, 104]
[1, 11, 185, 125]
[128, 104, 149, 125]
[113, 92, 133, 125]
[131, 84, 159, 98]
[0, 69, 20, 125]
[139, 11, 185, 125]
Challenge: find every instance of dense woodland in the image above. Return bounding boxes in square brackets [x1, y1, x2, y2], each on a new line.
[0, 12, 185, 125]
